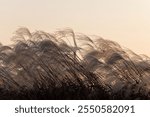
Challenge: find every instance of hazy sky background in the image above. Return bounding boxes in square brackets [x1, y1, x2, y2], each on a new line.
[0, 0, 150, 56]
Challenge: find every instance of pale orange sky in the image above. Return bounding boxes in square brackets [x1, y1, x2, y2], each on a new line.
[0, 0, 150, 56]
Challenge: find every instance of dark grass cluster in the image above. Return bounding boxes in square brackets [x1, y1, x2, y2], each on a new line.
[0, 28, 150, 99]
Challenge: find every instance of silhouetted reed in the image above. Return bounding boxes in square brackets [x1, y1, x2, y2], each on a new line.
[0, 27, 149, 99]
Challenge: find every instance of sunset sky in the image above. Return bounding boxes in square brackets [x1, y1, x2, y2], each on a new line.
[0, 0, 150, 56]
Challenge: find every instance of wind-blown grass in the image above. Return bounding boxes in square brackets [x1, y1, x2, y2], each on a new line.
[0, 27, 150, 99]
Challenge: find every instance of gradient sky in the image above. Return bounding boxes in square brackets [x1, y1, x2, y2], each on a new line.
[0, 0, 150, 56]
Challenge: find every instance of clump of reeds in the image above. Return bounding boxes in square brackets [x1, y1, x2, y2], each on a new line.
[0, 27, 150, 99]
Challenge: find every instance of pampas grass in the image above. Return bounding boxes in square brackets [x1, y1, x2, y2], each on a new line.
[0, 27, 149, 99]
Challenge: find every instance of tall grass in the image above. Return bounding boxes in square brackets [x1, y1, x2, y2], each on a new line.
[0, 27, 149, 99]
